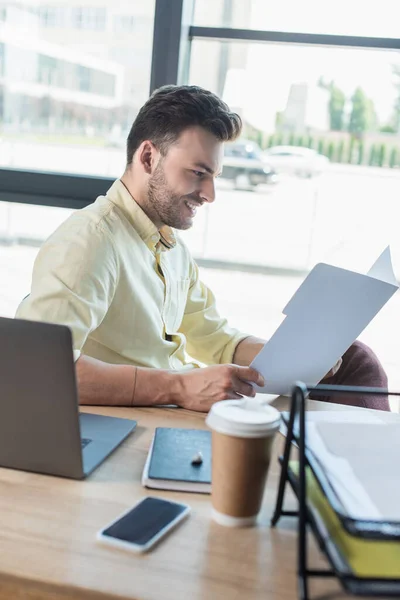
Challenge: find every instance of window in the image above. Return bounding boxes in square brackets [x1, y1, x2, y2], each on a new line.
[186, 39, 400, 272]
[2, 0, 400, 401]
[0, 200, 74, 317]
[38, 55, 57, 85]
[39, 6, 66, 28]
[113, 14, 136, 34]
[0, 0, 155, 321]
[71, 7, 107, 31]
[0, 0, 155, 175]
[193, 0, 400, 37]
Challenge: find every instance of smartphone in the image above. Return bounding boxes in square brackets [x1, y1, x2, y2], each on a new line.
[97, 496, 191, 553]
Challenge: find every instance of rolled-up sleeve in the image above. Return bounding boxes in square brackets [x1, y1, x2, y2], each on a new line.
[179, 261, 248, 365]
[15, 218, 118, 362]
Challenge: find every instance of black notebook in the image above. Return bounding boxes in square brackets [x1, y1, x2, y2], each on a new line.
[141, 428, 211, 493]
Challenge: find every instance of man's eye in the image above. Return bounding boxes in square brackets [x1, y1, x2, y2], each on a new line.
[192, 170, 204, 177]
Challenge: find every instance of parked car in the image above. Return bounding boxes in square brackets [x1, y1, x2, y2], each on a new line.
[263, 145, 329, 178]
[222, 140, 278, 190]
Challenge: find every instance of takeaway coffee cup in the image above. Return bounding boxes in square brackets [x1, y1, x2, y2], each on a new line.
[206, 398, 281, 527]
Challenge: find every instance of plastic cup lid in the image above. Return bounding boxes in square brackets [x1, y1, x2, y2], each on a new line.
[206, 398, 281, 438]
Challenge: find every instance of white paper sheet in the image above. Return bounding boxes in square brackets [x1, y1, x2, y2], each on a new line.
[251, 246, 398, 395]
[316, 421, 400, 520]
[287, 411, 388, 520]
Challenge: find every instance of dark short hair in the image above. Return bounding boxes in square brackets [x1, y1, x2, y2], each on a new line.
[126, 85, 242, 164]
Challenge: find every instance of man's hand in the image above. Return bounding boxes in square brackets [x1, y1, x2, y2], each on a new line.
[174, 364, 265, 412]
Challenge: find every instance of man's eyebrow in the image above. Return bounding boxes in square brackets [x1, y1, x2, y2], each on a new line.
[193, 162, 221, 176]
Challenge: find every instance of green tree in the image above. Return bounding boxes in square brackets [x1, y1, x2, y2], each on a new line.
[329, 85, 346, 131]
[317, 139, 325, 155]
[327, 141, 335, 161]
[348, 88, 375, 135]
[318, 77, 346, 131]
[288, 132, 295, 146]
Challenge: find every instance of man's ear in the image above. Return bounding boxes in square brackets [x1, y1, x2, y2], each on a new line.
[137, 140, 160, 175]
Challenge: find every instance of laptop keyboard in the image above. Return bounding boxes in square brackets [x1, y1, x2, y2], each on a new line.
[81, 437, 92, 449]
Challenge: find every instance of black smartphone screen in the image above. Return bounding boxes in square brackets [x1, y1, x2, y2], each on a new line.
[102, 497, 187, 546]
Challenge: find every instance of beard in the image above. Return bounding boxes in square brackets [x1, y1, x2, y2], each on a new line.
[147, 162, 197, 230]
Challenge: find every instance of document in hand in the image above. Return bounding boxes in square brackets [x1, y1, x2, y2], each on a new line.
[251, 247, 398, 395]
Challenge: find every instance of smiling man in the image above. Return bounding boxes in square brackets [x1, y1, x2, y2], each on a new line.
[16, 85, 389, 411]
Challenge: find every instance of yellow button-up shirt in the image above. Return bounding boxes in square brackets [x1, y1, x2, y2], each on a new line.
[16, 180, 247, 370]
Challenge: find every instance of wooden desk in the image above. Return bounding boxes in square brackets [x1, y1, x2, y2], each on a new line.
[0, 398, 397, 600]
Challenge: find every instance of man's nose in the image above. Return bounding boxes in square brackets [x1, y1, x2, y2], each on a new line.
[199, 179, 216, 204]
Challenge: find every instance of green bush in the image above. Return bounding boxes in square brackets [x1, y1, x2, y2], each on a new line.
[347, 137, 355, 164]
[306, 135, 313, 149]
[389, 147, 398, 168]
[337, 140, 345, 163]
[275, 133, 284, 146]
[369, 144, 377, 166]
[327, 141, 335, 161]
[288, 132, 295, 146]
[296, 135, 304, 146]
[377, 144, 386, 167]
[358, 141, 364, 165]
[317, 139, 325, 155]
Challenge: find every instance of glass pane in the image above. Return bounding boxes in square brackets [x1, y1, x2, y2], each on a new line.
[0, 1, 155, 176]
[183, 39, 400, 391]
[0, 201, 73, 316]
[186, 40, 400, 271]
[193, 0, 400, 37]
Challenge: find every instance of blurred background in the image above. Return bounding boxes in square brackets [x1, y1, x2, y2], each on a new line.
[1, 0, 400, 405]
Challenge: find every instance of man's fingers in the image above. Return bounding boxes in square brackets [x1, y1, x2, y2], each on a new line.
[232, 377, 256, 398]
[229, 392, 244, 400]
[234, 366, 264, 387]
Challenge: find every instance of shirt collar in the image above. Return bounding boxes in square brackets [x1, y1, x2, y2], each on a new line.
[106, 179, 176, 252]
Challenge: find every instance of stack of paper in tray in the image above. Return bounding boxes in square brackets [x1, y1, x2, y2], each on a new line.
[291, 410, 400, 581]
[302, 411, 400, 522]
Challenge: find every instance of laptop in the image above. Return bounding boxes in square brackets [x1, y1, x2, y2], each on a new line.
[0, 316, 136, 479]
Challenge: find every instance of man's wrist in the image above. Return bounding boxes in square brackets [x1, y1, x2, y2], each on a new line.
[165, 371, 185, 407]
[133, 368, 184, 407]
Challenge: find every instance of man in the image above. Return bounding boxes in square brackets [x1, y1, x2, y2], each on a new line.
[16, 85, 389, 412]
